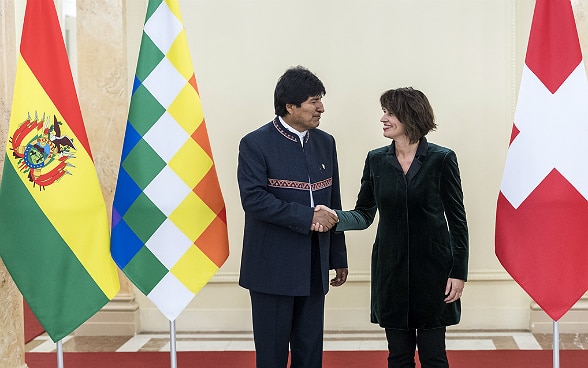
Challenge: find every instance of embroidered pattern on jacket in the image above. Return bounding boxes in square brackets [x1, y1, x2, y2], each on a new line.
[272, 118, 310, 144]
[268, 178, 332, 191]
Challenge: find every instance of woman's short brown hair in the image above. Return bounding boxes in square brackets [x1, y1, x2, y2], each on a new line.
[380, 87, 437, 144]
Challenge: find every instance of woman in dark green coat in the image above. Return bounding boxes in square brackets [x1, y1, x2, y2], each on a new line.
[319, 87, 468, 368]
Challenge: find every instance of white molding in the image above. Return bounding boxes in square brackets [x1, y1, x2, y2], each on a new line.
[76, 270, 528, 335]
[529, 297, 588, 333]
[208, 270, 515, 284]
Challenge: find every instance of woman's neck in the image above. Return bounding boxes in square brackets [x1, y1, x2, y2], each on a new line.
[394, 138, 418, 158]
[394, 138, 419, 174]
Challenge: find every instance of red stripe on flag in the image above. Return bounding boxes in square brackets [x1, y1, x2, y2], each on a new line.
[525, 0, 582, 94]
[19, 0, 92, 158]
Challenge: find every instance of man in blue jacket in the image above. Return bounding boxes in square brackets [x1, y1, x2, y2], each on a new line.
[238, 66, 348, 368]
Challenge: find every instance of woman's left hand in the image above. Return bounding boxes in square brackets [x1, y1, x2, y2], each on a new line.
[444, 278, 465, 303]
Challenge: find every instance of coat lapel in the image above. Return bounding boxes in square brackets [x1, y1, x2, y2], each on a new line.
[389, 137, 429, 183]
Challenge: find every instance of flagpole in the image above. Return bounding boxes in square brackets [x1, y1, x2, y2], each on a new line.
[553, 320, 559, 368]
[170, 320, 177, 368]
[56, 340, 64, 368]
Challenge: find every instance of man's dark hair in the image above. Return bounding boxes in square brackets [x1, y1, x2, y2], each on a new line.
[380, 87, 437, 144]
[274, 66, 326, 117]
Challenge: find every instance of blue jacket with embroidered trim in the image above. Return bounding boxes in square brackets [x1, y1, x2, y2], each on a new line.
[237, 118, 347, 296]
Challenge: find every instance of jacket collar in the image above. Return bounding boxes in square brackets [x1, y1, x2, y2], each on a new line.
[272, 117, 310, 145]
[388, 136, 428, 157]
[415, 136, 428, 158]
[388, 137, 428, 182]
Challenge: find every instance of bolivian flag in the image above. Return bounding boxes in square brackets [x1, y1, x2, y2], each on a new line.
[0, 0, 119, 341]
[111, 0, 229, 321]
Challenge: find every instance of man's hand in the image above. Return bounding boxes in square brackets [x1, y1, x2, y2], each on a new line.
[310, 205, 338, 232]
[330, 268, 348, 287]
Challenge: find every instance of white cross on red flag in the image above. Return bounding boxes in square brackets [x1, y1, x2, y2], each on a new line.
[495, 0, 588, 321]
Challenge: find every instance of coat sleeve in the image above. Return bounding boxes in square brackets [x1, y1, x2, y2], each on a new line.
[327, 138, 348, 269]
[237, 135, 313, 234]
[440, 150, 469, 281]
[335, 153, 377, 232]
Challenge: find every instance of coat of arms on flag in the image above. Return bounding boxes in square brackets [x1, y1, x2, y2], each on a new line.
[10, 114, 76, 189]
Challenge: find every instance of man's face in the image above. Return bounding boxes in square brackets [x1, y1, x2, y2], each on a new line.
[284, 95, 325, 132]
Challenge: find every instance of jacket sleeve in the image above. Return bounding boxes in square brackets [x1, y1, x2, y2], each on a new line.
[335, 153, 377, 232]
[440, 150, 469, 281]
[328, 139, 348, 269]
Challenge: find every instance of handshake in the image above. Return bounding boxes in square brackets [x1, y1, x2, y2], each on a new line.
[311, 204, 338, 232]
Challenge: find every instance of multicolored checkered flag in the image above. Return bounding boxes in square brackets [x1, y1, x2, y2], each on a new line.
[111, 0, 229, 321]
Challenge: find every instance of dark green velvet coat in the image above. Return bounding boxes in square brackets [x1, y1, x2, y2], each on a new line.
[336, 138, 468, 330]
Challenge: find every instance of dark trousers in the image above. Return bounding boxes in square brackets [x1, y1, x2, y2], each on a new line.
[250, 240, 324, 368]
[385, 327, 449, 368]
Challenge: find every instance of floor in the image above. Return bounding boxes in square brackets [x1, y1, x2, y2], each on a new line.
[24, 330, 588, 353]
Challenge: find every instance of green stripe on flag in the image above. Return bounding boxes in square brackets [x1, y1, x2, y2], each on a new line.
[122, 139, 166, 190]
[146, 0, 164, 22]
[135, 33, 165, 82]
[128, 85, 165, 135]
[123, 246, 168, 295]
[0, 160, 109, 341]
[123, 192, 167, 243]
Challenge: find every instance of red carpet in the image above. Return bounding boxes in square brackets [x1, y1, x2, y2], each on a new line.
[25, 350, 588, 368]
[24, 300, 45, 343]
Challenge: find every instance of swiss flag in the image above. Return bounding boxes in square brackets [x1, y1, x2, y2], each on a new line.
[495, 0, 588, 321]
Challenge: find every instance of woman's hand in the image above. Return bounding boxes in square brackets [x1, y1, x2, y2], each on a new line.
[444, 278, 464, 303]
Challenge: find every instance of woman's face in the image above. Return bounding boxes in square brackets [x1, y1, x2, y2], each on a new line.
[381, 108, 406, 140]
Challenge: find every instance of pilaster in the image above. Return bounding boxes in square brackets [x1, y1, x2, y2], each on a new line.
[0, 0, 27, 366]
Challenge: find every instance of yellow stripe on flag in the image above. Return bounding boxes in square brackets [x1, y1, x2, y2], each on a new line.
[171, 245, 219, 294]
[165, 0, 184, 24]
